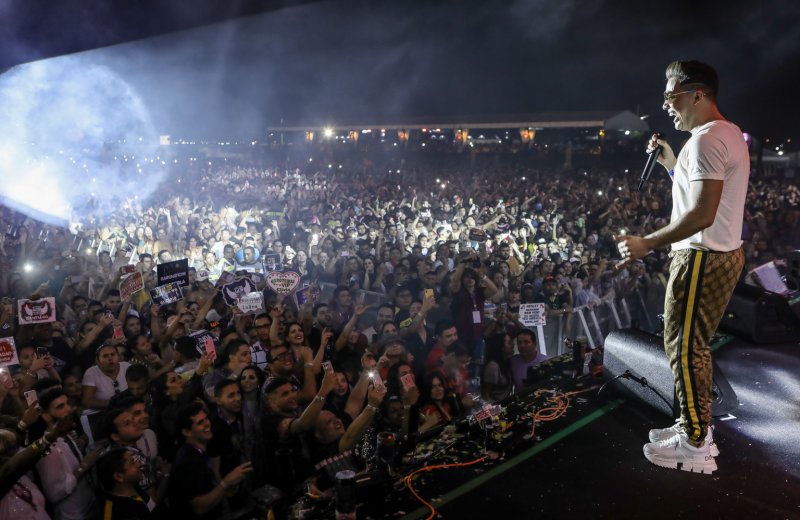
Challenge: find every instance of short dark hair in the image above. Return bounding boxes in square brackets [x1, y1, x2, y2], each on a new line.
[102, 406, 129, 438]
[175, 401, 207, 439]
[125, 363, 149, 383]
[263, 377, 293, 395]
[516, 328, 537, 344]
[666, 60, 719, 98]
[38, 387, 67, 412]
[312, 303, 328, 317]
[434, 319, 455, 337]
[96, 448, 128, 492]
[214, 378, 239, 397]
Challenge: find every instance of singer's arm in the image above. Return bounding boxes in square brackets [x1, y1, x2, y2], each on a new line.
[630, 179, 723, 256]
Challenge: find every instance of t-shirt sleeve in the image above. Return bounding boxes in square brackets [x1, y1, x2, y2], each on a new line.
[686, 133, 727, 181]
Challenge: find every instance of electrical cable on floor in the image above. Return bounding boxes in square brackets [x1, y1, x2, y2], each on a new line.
[403, 456, 487, 520]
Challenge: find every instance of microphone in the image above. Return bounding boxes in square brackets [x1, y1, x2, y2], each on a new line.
[637, 137, 663, 192]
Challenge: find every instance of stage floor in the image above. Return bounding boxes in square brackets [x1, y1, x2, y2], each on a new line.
[398, 337, 800, 520]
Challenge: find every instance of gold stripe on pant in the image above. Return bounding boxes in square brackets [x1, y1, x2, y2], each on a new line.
[663, 247, 744, 443]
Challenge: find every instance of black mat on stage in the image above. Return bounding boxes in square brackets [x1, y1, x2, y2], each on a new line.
[403, 338, 800, 520]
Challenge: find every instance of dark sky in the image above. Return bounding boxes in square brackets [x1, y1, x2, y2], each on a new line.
[2, 0, 799, 141]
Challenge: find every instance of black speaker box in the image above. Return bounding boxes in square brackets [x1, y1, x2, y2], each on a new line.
[604, 329, 737, 418]
[786, 250, 800, 290]
[719, 283, 800, 344]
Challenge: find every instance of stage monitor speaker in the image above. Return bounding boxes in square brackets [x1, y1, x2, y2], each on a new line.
[604, 329, 738, 418]
[719, 283, 800, 344]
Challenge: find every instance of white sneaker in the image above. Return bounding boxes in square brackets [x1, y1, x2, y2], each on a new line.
[643, 431, 717, 475]
[648, 421, 719, 457]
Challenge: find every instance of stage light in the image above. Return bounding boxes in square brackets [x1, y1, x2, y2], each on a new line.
[323, 128, 334, 138]
[23, 263, 33, 273]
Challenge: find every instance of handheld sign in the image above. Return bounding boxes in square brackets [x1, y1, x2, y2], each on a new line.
[119, 272, 144, 300]
[266, 271, 301, 295]
[18, 297, 57, 325]
[237, 292, 265, 315]
[156, 258, 190, 287]
[221, 278, 258, 307]
[149, 283, 183, 305]
[0, 337, 20, 367]
[262, 253, 283, 272]
[518, 303, 547, 327]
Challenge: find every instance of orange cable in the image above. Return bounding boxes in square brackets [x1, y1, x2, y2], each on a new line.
[403, 456, 487, 520]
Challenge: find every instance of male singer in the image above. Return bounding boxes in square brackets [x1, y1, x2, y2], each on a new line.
[616, 60, 748, 474]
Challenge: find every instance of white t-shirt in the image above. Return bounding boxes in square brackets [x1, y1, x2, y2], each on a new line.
[671, 120, 750, 252]
[82, 362, 130, 402]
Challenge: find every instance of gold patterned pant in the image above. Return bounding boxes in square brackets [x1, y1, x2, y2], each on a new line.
[663, 248, 744, 443]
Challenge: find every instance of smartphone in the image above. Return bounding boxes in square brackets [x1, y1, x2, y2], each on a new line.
[0, 368, 11, 387]
[322, 361, 333, 373]
[24, 389, 38, 406]
[424, 288, 434, 299]
[203, 336, 217, 362]
[400, 373, 416, 390]
[112, 324, 125, 340]
[369, 370, 385, 391]
[36, 346, 49, 358]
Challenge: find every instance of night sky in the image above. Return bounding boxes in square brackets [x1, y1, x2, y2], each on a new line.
[2, 0, 798, 142]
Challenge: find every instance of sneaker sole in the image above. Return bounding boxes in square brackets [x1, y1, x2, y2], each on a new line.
[643, 448, 718, 475]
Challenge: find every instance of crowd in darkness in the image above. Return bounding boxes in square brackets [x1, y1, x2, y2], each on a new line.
[1, 143, 798, 518]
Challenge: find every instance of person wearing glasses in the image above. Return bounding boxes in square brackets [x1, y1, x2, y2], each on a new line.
[81, 344, 131, 411]
[616, 60, 748, 475]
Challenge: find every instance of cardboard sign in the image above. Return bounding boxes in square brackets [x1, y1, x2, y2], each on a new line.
[263, 253, 283, 272]
[156, 258, 190, 287]
[295, 284, 318, 308]
[518, 303, 547, 327]
[190, 330, 218, 360]
[266, 271, 301, 295]
[221, 278, 258, 307]
[119, 272, 144, 300]
[0, 337, 20, 367]
[237, 292, 265, 315]
[18, 297, 57, 324]
[149, 283, 184, 305]
[216, 270, 236, 288]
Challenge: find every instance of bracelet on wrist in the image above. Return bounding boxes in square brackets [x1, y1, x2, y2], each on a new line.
[313, 394, 326, 403]
[365, 404, 378, 413]
[219, 480, 227, 490]
[668, 169, 675, 178]
[17, 420, 28, 431]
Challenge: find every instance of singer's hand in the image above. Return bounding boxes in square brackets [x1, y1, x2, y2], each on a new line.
[614, 234, 651, 270]
[647, 134, 676, 171]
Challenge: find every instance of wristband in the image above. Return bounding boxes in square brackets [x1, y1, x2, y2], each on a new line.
[219, 480, 227, 490]
[365, 404, 378, 413]
[305, 362, 314, 368]
[668, 169, 674, 178]
[17, 420, 28, 431]
[313, 394, 326, 403]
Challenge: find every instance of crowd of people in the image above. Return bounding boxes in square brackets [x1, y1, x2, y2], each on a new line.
[1, 144, 798, 518]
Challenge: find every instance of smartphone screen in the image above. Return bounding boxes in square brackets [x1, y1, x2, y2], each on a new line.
[400, 373, 416, 390]
[24, 390, 38, 406]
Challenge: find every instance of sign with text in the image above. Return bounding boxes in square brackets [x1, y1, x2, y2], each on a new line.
[17, 297, 57, 325]
[119, 272, 144, 300]
[0, 337, 20, 367]
[518, 303, 547, 327]
[237, 292, 265, 315]
[221, 278, 258, 307]
[189, 329, 218, 360]
[266, 271, 301, 295]
[263, 253, 283, 272]
[156, 258, 190, 287]
[149, 283, 184, 306]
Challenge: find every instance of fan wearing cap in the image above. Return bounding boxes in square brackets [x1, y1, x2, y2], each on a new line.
[533, 276, 572, 319]
[82, 343, 131, 411]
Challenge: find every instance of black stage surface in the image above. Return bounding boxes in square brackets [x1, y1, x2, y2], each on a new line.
[386, 337, 800, 520]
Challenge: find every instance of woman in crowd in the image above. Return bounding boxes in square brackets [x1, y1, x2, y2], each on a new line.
[482, 333, 515, 402]
[420, 373, 454, 427]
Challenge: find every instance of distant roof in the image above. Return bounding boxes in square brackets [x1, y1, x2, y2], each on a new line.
[266, 110, 649, 132]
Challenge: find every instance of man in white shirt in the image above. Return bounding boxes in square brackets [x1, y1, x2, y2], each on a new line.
[617, 60, 748, 475]
[36, 388, 103, 520]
